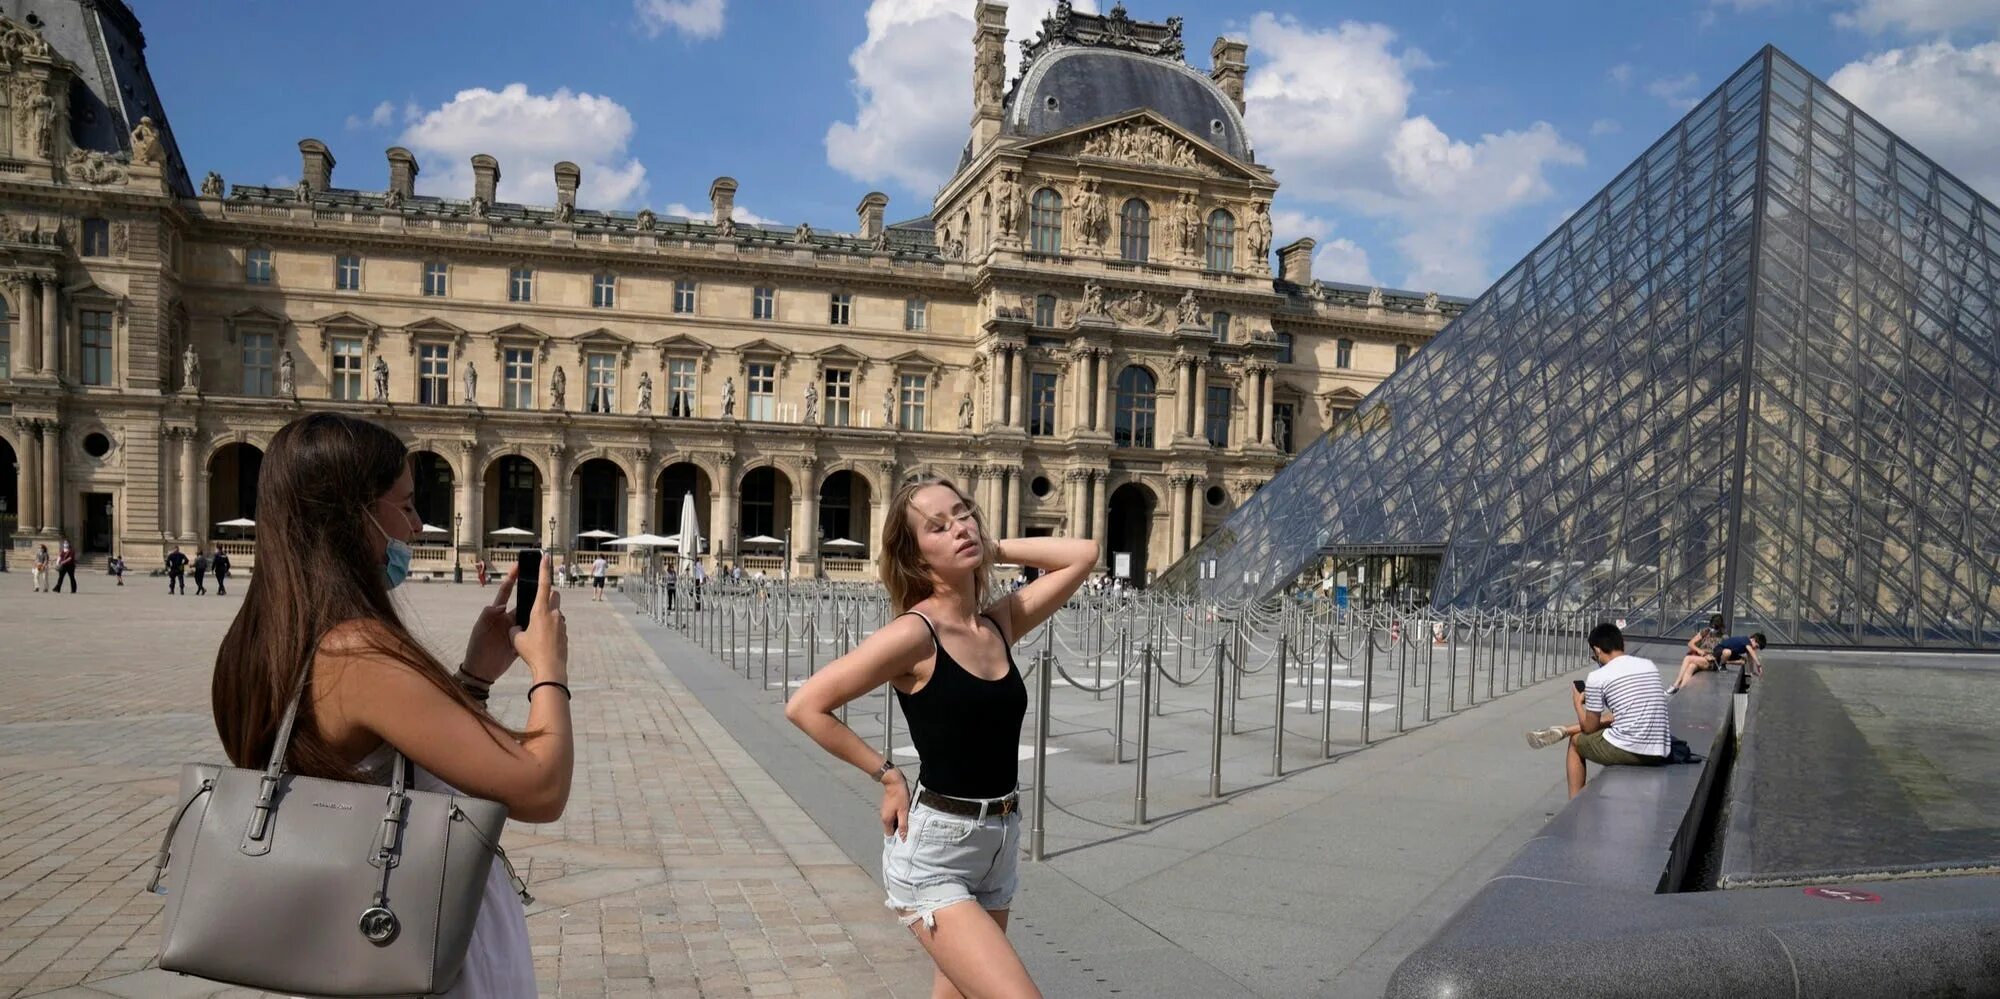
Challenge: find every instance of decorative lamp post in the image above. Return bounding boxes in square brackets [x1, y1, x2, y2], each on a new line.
[453, 512, 464, 584]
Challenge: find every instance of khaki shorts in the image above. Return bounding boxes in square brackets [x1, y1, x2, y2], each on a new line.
[1575, 730, 1667, 767]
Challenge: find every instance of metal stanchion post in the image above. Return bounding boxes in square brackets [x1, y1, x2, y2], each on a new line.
[1395, 627, 1408, 734]
[1030, 649, 1052, 862]
[1113, 631, 1127, 764]
[1134, 642, 1153, 825]
[1208, 640, 1226, 798]
[1321, 629, 1336, 758]
[1360, 629, 1376, 745]
[1446, 615, 1459, 714]
[1421, 619, 1434, 723]
[1271, 634, 1288, 777]
[880, 682, 894, 756]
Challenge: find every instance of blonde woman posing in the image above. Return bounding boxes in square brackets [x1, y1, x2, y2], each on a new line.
[787, 477, 1096, 999]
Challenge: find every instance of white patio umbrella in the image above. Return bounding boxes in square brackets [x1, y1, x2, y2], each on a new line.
[576, 529, 619, 539]
[675, 492, 702, 571]
[487, 526, 534, 546]
[741, 534, 784, 546]
[823, 537, 865, 548]
[606, 533, 678, 547]
[214, 517, 257, 528]
[418, 523, 448, 534]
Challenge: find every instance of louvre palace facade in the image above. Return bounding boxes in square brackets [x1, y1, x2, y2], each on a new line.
[0, 0, 1461, 580]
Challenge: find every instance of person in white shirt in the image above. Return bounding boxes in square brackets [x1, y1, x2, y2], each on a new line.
[590, 555, 609, 602]
[1524, 623, 1670, 797]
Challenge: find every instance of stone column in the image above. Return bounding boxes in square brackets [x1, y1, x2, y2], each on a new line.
[39, 278, 59, 378]
[713, 458, 738, 561]
[989, 352, 1006, 428]
[1094, 351, 1112, 431]
[1192, 363, 1210, 444]
[1259, 370, 1274, 444]
[15, 421, 39, 532]
[797, 459, 820, 577]
[14, 280, 39, 375]
[1009, 348, 1026, 429]
[457, 443, 482, 554]
[179, 429, 198, 540]
[1069, 356, 1087, 433]
[1091, 470, 1109, 565]
[545, 445, 568, 550]
[1005, 468, 1023, 539]
[1167, 475, 1188, 563]
[41, 421, 60, 535]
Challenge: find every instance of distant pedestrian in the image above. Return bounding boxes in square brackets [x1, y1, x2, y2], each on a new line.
[165, 545, 188, 594]
[691, 559, 706, 610]
[476, 557, 490, 587]
[32, 543, 49, 592]
[591, 555, 609, 602]
[111, 554, 127, 586]
[665, 566, 678, 609]
[211, 546, 231, 596]
[54, 541, 78, 593]
[192, 550, 210, 595]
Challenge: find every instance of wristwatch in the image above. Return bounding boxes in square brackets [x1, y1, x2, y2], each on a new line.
[870, 761, 898, 782]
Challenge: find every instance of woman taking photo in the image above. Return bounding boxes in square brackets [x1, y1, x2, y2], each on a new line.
[211, 413, 573, 997]
[787, 476, 1096, 999]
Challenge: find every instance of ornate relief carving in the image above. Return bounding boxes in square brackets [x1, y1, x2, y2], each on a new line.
[1108, 289, 1165, 329]
[1074, 123, 1206, 173]
[65, 149, 127, 185]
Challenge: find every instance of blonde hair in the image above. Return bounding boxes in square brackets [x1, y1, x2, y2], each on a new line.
[878, 475, 995, 613]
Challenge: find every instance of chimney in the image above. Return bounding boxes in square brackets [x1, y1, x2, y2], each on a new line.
[971, 2, 1009, 150]
[1277, 237, 1316, 286]
[299, 138, 335, 192]
[1211, 37, 1248, 116]
[709, 176, 738, 225]
[856, 192, 888, 240]
[553, 160, 580, 209]
[471, 154, 500, 204]
[386, 147, 418, 199]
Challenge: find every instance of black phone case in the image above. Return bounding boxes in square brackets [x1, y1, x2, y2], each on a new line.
[514, 550, 542, 630]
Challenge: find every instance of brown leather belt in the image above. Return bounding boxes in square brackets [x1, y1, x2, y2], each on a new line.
[916, 788, 1020, 819]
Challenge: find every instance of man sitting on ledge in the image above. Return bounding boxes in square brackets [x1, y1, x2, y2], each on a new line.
[1525, 623, 1671, 798]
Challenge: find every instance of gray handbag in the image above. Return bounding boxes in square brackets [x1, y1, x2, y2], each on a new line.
[145, 673, 530, 997]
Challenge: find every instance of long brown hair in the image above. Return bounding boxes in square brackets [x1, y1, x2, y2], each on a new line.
[878, 475, 995, 613]
[212, 413, 497, 779]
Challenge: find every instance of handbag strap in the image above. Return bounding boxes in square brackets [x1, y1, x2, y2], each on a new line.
[246, 669, 411, 848]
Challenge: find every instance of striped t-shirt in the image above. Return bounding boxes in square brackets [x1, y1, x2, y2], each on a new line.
[1583, 655, 1670, 758]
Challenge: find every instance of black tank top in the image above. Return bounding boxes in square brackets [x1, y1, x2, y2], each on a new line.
[895, 611, 1028, 799]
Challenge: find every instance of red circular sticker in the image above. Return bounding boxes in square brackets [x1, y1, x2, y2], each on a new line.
[1804, 887, 1880, 903]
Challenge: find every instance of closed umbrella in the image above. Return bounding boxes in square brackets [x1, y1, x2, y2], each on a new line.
[676, 492, 702, 572]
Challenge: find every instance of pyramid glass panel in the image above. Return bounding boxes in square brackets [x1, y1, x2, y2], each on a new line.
[1159, 48, 2000, 649]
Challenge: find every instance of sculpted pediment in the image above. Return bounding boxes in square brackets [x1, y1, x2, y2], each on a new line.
[1020, 111, 1262, 180]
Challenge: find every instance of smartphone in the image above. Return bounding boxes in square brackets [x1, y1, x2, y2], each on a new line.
[1572, 679, 1587, 694]
[514, 549, 543, 631]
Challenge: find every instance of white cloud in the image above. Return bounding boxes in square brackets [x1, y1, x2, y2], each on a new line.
[1646, 72, 1702, 109]
[1608, 63, 1635, 86]
[345, 100, 396, 130]
[1243, 13, 1584, 291]
[1834, 0, 2000, 33]
[1589, 117, 1622, 136]
[635, 0, 726, 40]
[824, 0, 1095, 196]
[399, 84, 649, 207]
[1829, 40, 2000, 198]
[661, 201, 780, 227]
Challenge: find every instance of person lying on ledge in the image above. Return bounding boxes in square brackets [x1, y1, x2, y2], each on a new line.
[1525, 622, 1671, 798]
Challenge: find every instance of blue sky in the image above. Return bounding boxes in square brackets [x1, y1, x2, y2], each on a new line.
[142, 0, 2000, 297]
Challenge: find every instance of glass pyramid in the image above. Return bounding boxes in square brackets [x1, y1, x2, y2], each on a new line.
[1159, 48, 2000, 649]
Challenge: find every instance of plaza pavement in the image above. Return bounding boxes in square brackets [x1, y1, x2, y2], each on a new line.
[0, 574, 934, 998]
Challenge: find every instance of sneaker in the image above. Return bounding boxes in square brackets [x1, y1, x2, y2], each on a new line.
[1525, 725, 1568, 750]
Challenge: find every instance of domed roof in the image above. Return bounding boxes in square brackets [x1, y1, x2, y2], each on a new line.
[1007, 47, 1251, 162]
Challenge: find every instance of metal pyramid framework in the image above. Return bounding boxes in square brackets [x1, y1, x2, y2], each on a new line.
[1159, 47, 2000, 649]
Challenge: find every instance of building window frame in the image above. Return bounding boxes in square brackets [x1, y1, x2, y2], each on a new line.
[829, 292, 852, 326]
[673, 278, 699, 314]
[76, 308, 114, 386]
[585, 351, 618, 413]
[1118, 198, 1150, 263]
[666, 356, 699, 418]
[1273, 401, 1296, 453]
[417, 341, 451, 405]
[330, 336, 365, 401]
[1029, 187, 1063, 255]
[241, 329, 276, 396]
[0, 298, 10, 380]
[81, 218, 111, 257]
[821, 367, 853, 427]
[752, 286, 776, 320]
[904, 296, 928, 331]
[1029, 370, 1058, 437]
[1336, 338, 1354, 369]
[245, 247, 274, 285]
[502, 347, 536, 410]
[508, 266, 534, 303]
[422, 261, 449, 297]
[1205, 384, 1232, 448]
[592, 273, 618, 309]
[1113, 365, 1157, 449]
[335, 253, 362, 291]
[1395, 343, 1412, 370]
[1210, 310, 1231, 342]
[1034, 294, 1056, 328]
[1204, 209, 1236, 272]
[1275, 331, 1295, 364]
[746, 361, 778, 421]
[897, 371, 928, 431]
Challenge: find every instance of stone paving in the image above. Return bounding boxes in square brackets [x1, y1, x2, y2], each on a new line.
[0, 572, 932, 998]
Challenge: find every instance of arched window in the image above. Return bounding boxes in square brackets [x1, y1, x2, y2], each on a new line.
[1114, 365, 1157, 449]
[1119, 198, 1151, 263]
[1030, 188, 1063, 255]
[1204, 209, 1236, 272]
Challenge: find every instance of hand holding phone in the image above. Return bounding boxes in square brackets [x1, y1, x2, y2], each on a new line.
[513, 549, 543, 631]
[1573, 679, 1587, 694]
[509, 549, 569, 684]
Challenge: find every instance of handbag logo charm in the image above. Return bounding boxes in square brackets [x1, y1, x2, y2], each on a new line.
[358, 906, 400, 944]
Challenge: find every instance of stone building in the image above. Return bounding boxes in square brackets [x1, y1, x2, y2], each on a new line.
[0, 0, 1464, 581]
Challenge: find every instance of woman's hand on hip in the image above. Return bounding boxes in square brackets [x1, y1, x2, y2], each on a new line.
[880, 771, 911, 840]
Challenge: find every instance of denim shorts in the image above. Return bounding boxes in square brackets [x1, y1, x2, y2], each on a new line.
[880, 792, 1021, 928]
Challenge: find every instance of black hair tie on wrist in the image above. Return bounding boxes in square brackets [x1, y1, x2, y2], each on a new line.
[527, 681, 571, 702]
